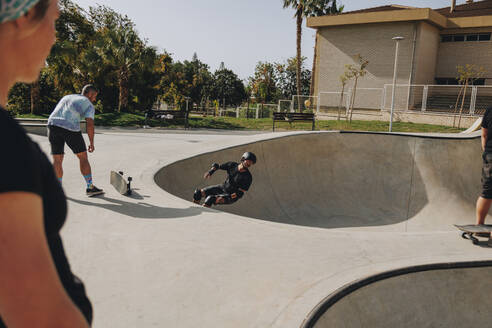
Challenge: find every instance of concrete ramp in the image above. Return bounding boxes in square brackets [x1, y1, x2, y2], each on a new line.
[462, 117, 482, 133]
[302, 261, 492, 328]
[156, 131, 483, 231]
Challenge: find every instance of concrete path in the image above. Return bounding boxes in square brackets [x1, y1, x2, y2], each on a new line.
[29, 129, 491, 328]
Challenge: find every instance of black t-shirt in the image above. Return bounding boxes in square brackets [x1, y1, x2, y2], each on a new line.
[482, 106, 492, 153]
[219, 162, 253, 194]
[0, 108, 92, 326]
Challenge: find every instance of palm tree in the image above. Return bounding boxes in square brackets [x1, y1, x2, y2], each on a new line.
[89, 5, 152, 112]
[282, 0, 337, 109]
[96, 25, 141, 112]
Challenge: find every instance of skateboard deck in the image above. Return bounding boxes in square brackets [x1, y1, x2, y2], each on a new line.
[454, 224, 492, 245]
[110, 171, 132, 195]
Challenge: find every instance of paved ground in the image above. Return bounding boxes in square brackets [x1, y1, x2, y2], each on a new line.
[30, 129, 491, 328]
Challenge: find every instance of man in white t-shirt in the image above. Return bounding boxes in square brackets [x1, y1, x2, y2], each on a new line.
[47, 85, 103, 196]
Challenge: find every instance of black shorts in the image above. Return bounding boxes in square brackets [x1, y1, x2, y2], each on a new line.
[481, 152, 492, 199]
[47, 125, 87, 155]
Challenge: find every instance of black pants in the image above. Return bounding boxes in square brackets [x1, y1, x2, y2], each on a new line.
[202, 185, 237, 205]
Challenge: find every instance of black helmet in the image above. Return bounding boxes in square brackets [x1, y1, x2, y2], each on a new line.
[241, 152, 257, 164]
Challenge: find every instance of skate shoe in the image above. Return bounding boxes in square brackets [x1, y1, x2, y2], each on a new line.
[86, 185, 104, 197]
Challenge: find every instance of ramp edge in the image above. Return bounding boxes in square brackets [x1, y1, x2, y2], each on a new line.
[301, 259, 492, 328]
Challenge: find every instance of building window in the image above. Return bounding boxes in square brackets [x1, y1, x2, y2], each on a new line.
[441, 35, 453, 42]
[454, 35, 465, 41]
[435, 78, 485, 85]
[479, 33, 491, 41]
[441, 33, 491, 42]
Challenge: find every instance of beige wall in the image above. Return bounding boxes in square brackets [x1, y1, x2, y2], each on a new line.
[413, 22, 440, 85]
[436, 27, 492, 82]
[316, 22, 416, 95]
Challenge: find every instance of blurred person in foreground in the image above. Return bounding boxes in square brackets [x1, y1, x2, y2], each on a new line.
[0, 0, 92, 327]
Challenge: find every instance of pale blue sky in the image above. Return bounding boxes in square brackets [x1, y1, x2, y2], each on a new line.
[75, 0, 461, 80]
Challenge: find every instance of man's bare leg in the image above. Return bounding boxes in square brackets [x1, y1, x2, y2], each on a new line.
[476, 196, 492, 238]
[75, 151, 91, 176]
[52, 154, 64, 180]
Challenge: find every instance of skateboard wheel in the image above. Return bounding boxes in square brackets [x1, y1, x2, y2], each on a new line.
[128, 177, 132, 182]
[461, 232, 468, 240]
[119, 171, 124, 175]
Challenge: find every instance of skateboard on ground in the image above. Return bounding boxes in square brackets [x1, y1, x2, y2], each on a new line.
[110, 170, 132, 195]
[454, 224, 492, 245]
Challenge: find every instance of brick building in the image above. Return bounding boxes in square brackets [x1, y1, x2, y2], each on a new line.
[307, 0, 492, 113]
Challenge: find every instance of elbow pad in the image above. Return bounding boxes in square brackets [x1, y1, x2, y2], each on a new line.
[236, 190, 244, 198]
[208, 163, 220, 175]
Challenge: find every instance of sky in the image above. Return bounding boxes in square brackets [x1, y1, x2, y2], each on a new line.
[74, 0, 461, 81]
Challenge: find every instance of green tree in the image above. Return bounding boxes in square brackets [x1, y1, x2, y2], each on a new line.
[275, 56, 311, 99]
[249, 62, 278, 103]
[211, 66, 247, 108]
[47, 0, 97, 94]
[184, 53, 213, 108]
[89, 5, 149, 112]
[454, 64, 486, 128]
[346, 54, 369, 122]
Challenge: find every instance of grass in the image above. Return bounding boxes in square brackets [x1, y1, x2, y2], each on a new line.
[16, 113, 50, 119]
[15, 112, 465, 133]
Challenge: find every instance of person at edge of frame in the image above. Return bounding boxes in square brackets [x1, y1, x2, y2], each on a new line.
[476, 105, 492, 241]
[0, 0, 92, 327]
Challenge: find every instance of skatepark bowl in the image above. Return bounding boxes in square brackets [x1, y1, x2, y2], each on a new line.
[155, 131, 492, 327]
[156, 131, 482, 231]
[301, 261, 492, 328]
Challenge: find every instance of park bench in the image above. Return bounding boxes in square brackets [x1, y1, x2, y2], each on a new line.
[272, 112, 315, 131]
[146, 109, 189, 128]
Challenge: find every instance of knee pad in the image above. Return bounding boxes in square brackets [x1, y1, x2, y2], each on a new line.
[221, 195, 234, 205]
[204, 195, 216, 207]
[193, 189, 202, 202]
[216, 194, 233, 205]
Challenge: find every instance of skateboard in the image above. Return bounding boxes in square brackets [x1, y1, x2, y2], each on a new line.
[110, 170, 132, 195]
[454, 224, 492, 245]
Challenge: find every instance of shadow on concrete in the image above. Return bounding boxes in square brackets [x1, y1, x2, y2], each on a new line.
[67, 195, 211, 219]
[120, 188, 149, 200]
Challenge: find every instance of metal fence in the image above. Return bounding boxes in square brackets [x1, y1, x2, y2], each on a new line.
[277, 99, 292, 112]
[318, 84, 491, 117]
[382, 84, 492, 116]
[291, 95, 318, 113]
[318, 88, 383, 117]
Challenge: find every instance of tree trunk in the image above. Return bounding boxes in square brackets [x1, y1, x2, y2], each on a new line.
[296, 8, 303, 112]
[349, 77, 359, 123]
[30, 79, 41, 115]
[458, 80, 468, 129]
[338, 84, 345, 121]
[310, 31, 318, 98]
[118, 67, 129, 112]
[452, 85, 464, 127]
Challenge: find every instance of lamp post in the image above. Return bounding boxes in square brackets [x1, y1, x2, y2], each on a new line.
[389, 36, 405, 132]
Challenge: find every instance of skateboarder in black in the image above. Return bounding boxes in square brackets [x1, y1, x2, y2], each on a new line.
[193, 152, 256, 207]
[476, 106, 492, 240]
